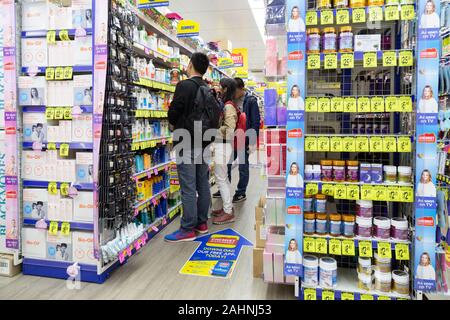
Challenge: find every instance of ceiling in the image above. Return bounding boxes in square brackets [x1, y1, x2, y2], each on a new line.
[167, 0, 267, 81]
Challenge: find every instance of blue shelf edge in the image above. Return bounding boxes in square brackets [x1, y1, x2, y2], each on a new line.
[22, 142, 93, 149]
[23, 180, 94, 191]
[23, 218, 94, 231]
[21, 28, 93, 38]
[22, 105, 93, 113]
[298, 287, 408, 300]
[21, 65, 92, 74]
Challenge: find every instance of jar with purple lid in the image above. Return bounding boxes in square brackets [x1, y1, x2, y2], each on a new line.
[373, 216, 391, 239]
[305, 165, 314, 181]
[321, 160, 333, 181]
[333, 160, 346, 182]
[356, 216, 373, 238]
[391, 217, 409, 240]
[356, 200, 373, 218]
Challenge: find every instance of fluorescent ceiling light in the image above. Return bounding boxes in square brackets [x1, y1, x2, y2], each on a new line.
[247, 0, 266, 43]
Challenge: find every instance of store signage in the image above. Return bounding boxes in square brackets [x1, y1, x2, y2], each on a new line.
[137, 0, 169, 8]
[217, 57, 234, 69]
[231, 53, 243, 67]
[179, 228, 252, 278]
[232, 48, 248, 79]
[176, 20, 200, 38]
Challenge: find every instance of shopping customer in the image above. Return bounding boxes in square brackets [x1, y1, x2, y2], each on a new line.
[165, 52, 213, 242]
[212, 78, 238, 225]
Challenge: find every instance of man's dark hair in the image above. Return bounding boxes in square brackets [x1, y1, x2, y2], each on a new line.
[190, 52, 209, 75]
[36, 201, 43, 206]
[36, 123, 43, 128]
[234, 77, 245, 89]
[60, 243, 67, 248]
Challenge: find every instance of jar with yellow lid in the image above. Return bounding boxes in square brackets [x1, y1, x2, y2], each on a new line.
[322, 27, 337, 53]
[346, 160, 359, 182]
[321, 160, 333, 181]
[339, 26, 354, 53]
[307, 28, 321, 54]
[316, 213, 328, 234]
[334, 0, 349, 8]
[333, 160, 346, 182]
[342, 214, 355, 237]
[329, 213, 342, 236]
[315, 194, 327, 213]
[368, 0, 384, 5]
[304, 212, 316, 235]
[350, 0, 366, 7]
[317, 0, 332, 9]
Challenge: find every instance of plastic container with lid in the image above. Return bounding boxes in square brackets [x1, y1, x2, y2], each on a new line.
[334, 0, 349, 7]
[304, 212, 316, 235]
[392, 270, 410, 296]
[329, 213, 342, 236]
[316, 213, 328, 235]
[350, 0, 366, 7]
[322, 28, 337, 53]
[321, 160, 333, 181]
[356, 200, 373, 218]
[391, 217, 409, 240]
[368, 0, 384, 5]
[342, 214, 355, 237]
[303, 255, 319, 286]
[317, 0, 332, 9]
[358, 257, 372, 275]
[304, 196, 314, 212]
[384, 165, 397, 183]
[305, 165, 314, 181]
[360, 163, 371, 183]
[313, 165, 322, 181]
[373, 216, 391, 239]
[374, 252, 391, 273]
[358, 271, 374, 291]
[333, 160, 346, 182]
[397, 166, 412, 184]
[315, 194, 327, 213]
[346, 160, 359, 182]
[339, 26, 353, 53]
[375, 270, 392, 293]
[307, 28, 321, 54]
[356, 216, 372, 238]
[319, 257, 338, 289]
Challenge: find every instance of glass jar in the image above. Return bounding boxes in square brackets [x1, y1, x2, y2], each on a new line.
[356, 200, 373, 218]
[315, 194, 327, 213]
[334, 0, 349, 7]
[391, 217, 409, 241]
[304, 195, 314, 212]
[321, 160, 333, 181]
[304, 212, 316, 235]
[342, 214, 355, 237]
[350, 0, 366, 7]
[307, 28, 321, 54]
[392, 270, 410, 296]
[368, 0, 384, 5]
[339, 26, 353, 53]
[333, 160, 346, 182]
[384, 165, 397, 183]
[358, 257, 372, 275]
[317, 0, 332, 9]
[346, 160, 359, 182]
[316, 213, 328, 235]
[322, 28, 337, 53]
[375, 270, 392, 293]
[397, 166, 412, 184]
[356, 216, 372, 238]
[374, 252, 391, 273]
[358, 271, 374, 291]
[373, 216, 391, 239]
[329, 213, 342, 236]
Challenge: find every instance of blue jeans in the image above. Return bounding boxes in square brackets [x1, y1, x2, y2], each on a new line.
[227, 147, 250, 196]
[177, 149, 211, 231]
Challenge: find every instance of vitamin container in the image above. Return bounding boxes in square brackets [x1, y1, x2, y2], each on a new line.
[313, 165, 322, 180]
[319, 257, 338, 289]
[391, 217, 409, 241]
[350, 0, 366, 7]
[321, 160, 333, 181]
[329, 213, 342, 236]
[304, 212, 316, 235]
[358, 257, 372, 275]
[373, 216, 391, 239]
[392, 270, 410, 296]
[397, 166, 412, 184]
[307, 28, 321, 54]
[339, 26, 353, 52]
[315, 194, 327, 213]
[304, 195, 314, 212]
[374, 252, 391, 273]
[360, 163, 372, 183]
[368, 0, 384, 5]
[316, 213, 328, 235]
[371, 164, 383, 184]
[356, 216, 372, 238]
[375, 270, 392, 293]
[333, 160, 346, 182]
[358, 271, 374, 291]
[317, 0, 332, 9]
[342, 214, 355, 237]
[356, 200, 373, 218]
[346, 160, 359, 182]
[303, 255, 319, 286]
[305, 164, 314, 181]
[334, 0, 349, 7]
[322, 28, 337, 53]
[384, 165, 397, 183]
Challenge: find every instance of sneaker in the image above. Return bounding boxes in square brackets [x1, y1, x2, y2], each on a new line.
[211, 208, 225, 217]
[232, 194, 247, 203]
[212, 212, 236, 225]
[194, 223, 209, 234]
[164, 229, 197, 242]
[212, 191, 221, 198]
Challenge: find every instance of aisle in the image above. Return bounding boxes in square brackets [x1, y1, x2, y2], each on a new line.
[0, 166, 294, 300]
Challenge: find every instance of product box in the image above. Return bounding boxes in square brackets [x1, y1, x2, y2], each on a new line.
[46, 232, 73, 262]
[23, 188, 48, 220]
[265, 242, 284, 255]
[22, 113, 47, 143]
[255, 220, 267, 248]
[74, 35, 93, 66]
[273, 253, 284, 283]
[48, 2, 73, 30]
[255, 196, 265, 222]
[253, 247, 264, 278]
[360, 163, 371, 184]
[72, 9, 93, 29]
[354, 34, 381, 52]
[22, 0, 48, 31]
[0, 254, 21, 277]
[267, 225, 285, 244]
[22, 150, 47, 181]
[22, 227, 47, 259]
[263, 250, 274, 282]
[47, 81, 74, 107]
[47, 194, 73, 222]
[371, 164, 383, 184]
[73, 75, 93, 106]
[72, 231, 96, 265]
[48, 41, 74, 67]
[71, 114, 92, 142]
[18, 76, 47, 106]
[21, 38, 48, 67]
[76, 152, 93, 183]
[73, 192, 94, 222]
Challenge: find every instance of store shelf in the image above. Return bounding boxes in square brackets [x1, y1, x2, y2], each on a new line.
[300, 268, 410, 300]
[22, 142, 93, 150]
[21, 28, 93, 38]
[167, 202, 182, 215]
[132, 136, 172, 150]
[22, 105, 93, 113]
[303, 233, 411, 250]
[132, 42, 173, 69]
[22, 180, 94, 191]
[21, 65, 92, 74]
[133, 78, 176, 92]
[135, 109, 168, 118]
[23, 218, 94, 231]
[134, 187, 170, 212]
[305, 180, 413, 188]
[133, 160, 173, 180]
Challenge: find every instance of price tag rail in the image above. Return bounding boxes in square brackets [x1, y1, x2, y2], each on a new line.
[133, 187, 170, 212]
[23, 218, 94, 232]
[21, 65, 92, 75]
[22, 142, 93, 150]
[131, 136, 172, 151]
[22, 105, 94, 114]
[133, 160, 174, 180]
[134, 78, 176, 93]
[22, 180, 94, 191]
[21, 28, 93, 38]
[305, 180, 413, 188]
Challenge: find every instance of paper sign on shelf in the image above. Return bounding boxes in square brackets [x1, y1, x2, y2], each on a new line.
[177, 20, 200, 38]
[137, 0, 169, 8]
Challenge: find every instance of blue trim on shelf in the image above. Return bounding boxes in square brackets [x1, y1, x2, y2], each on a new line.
[23, 218, 94, 231]
[299, 287, 408, 300]
[22, 142, 93, 149]
[133, 187, 170, 210]
[22, 105, 93, 113]
[21, 28, 93, 38]
[21, 65, 92, 74]
[23, 180, 94, 191]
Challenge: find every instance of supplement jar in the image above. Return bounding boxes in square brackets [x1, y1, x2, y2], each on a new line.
[316, 213, 328, 235]
[307, 28, 321, 54]
[339, 26, 353, 52]
[392, 270, 410, 296]
[356, 200, 373, 218]
[397, 166, 412, 184]
[360, 163, 372, 183]
[374, 252, 391, 273]
[315, 194, 327, 213]
[350, 0, 366, 7]
[329, 213, 342, 236]
[375, 270, 392, 293]
[391, 217, 409, 241]
[346, 160, 359, 182]
[319, 257, 338, 289]
[321, 160, 333, 181]
[322, 28, 337, 53]
[333, 160, 346, 182]
[384, 165, 397, 183]
[313, 165, 322, 180]
[342, 214, 355, 237]
[373, 216, 391, 239]
[371, 164, 383, 183]
[305, 165, 314, 181]
[358, 257, 372, 275]
[317, 0, 332, 9]
[358, 271, 374, 291]
[304, 212, 316, 235]
[356, 216, 372, 238]
[304, 195, 314, 212]
[334, 0, 349, 7]
[303, 255, 319, 286]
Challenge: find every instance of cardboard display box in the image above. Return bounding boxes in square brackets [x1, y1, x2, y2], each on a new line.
[0, 255, 21, 277]
[253, 247, 264, 278]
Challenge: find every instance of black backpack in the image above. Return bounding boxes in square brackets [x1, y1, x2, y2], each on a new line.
[184, 78, 221, 136]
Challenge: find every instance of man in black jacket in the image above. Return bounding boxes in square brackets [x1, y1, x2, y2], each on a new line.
[165, 52, 211, 242]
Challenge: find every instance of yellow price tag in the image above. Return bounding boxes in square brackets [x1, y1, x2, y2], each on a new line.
[397, 136, 411, 152]
[61, 222, 71, 236]
[343, 137, 356, 152]
[324, 53, 338, 70]
[49, 221, 59, 235]
[306, 11, 318, 25]
[342, 239, 356, 256]
[317, 137, 330, 152]
[331, 97, 344, 112]
[346, 185, 360, 200]
[387, 186, 400, 202]
[352, 7, 366, 23]
[385, 4, 400, 20]
[48, 182, 58, 195]
[355, 136, 370, 152]
[378, 242, 392, 259]
[47, 143, 57, 150]
[399, 50, 413, 67]
[374, 186, 388, 201]
[305, 136, 318, 152]
[368, 6, 383, 21]
[306, 183, 319, 196]
[329, 239, 342, 255]
[401, 4, 415, 20]
[318, 97, 331, 112]
[361, 185, 374, 201]
[322, 290, 335, 300]
[47, 30, 56, 44]
[336, 8, 350, 24]
[341, 292, 354, 300]
[304, 237, 316, 253]
[54, 108, 63, 120]
[320, 9, 334, 25]
[54, 67, 64, 80]
[330, 137, 343, 152]
[383, 136, 397, 152]
[344, 97, 357, 113]
[308, 54, 321, 70]
[305, 97, 318, 112]
[398, 96, 412, 112]
[361, 294, 375, 300]
[63, 66, 73, 79]
[371, 96, 385, 112]
[341, 53, 354, 69]
[359, 241, 373, 258]
[304, 288, 317, 300]
[378, 296, 391, 300]
[60, 183, 69, 196]
[395, 243, 410, 260]
[385, 96, 399, 112]
[399, 186, 414, 203]
[322, 184, 335, 197]
[45, 108, 55, 120]
[59, 29, 70, 41]
[315, 238, 328, 254]
[383, 51, 397, 67]
[363, 52, 378, 68]
[60, 143, 69, 157]
[45, 67, 55, 80]
[64, 108, 72, 120]
[370, 137, 383, 153]
[334, 184, 347, 199]
[358, 97, 371, 113]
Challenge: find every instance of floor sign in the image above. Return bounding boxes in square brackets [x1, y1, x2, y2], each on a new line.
[179, 228, 252, 278]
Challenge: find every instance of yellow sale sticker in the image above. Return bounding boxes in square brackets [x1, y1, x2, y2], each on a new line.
[331, 97, 344, 112]
[305, 137, 318, 152]
[385, 96, 399, 112]
[368, 6, 383, 22]
[343, 97, 357, 113]
[315, 238, 328, 254]
[330, 137, 343, 152]
[401, 4, 415, 20]
[324, 54, 338, 70]
[385, 4, 400, 20]
[45, 67, 55, 80]
[398, 96, 413, 112]
[397, 136, 412, 152]
[60, 183, 69, 196]
[371, 96, 385, 112]
[352, 7, 366, 23]
[320, 9, 334, 25]
[322, 184, 335, 197]
[356, 136, 370, 152]
[306, 11, 318, 25]
[383, 50, 397, 67]
[399, 50, 413, 67]
[341, 292, 354, 300]
[342, 239, 356, 256]
[374, 186, 388, 201]
[363, 52, 378, 68]
[370, 137, 383, 152]
[306, 183, 319, 196]
[61, 222, 71, 236]
[304, 288, 317, 300]
[48, 182, 58, 195]
[387, 186, 400, 202]
[346, 185, 360, 200]
[377, 242, 392, 259]
[395, 243, 410, 260]
[361, 185, 374, 201]
[358, 97, 371, 113]
[383, 136, 397, 152]
[334, 184, 347, 199]
[340, 53, 354, 69]
[361, 294, 375, 300]
[329, 239, 342, 255]
[317, 137, 330, 151]
[308, 54, 321, 70]
[359, 241, 373, 258]
[45, 108, 55, 120]
[49, 221, 59, 235]
[304, 237, 316, 253]
[343, 137, 356, 152]
[305, 97, 318, 112]
[318, 97, 331, 112]
[399, 186, 414, 203]
[60, 143, 69, 157]
[59, 29, 70, 41]
[336, 8, 350, 24]
[322, 290, 335, 300]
